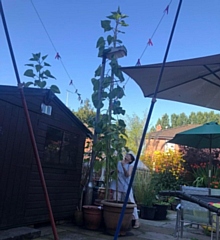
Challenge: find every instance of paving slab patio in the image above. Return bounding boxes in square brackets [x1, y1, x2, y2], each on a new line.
[33, 211, 212, 240]
[0, 211, 213, 240]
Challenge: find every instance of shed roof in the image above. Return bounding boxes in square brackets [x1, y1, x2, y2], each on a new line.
[0, 85, 93, 138]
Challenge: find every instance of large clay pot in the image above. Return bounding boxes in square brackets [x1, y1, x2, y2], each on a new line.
[83, 205, 103, 230]
[102, 200, 136, 236]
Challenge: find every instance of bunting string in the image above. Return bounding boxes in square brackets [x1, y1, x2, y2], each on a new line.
[30, 0, 83, 104]
[123, 0, 173, 88]
[30, 0, 172, 106]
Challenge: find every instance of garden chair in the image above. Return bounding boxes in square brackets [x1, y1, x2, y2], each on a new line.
[210, 188, 220, 240]
[175, 186, 211, 239]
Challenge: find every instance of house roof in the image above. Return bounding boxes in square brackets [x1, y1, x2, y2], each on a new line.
[148, 124, 201, 140]
[0, 85, 93, 138]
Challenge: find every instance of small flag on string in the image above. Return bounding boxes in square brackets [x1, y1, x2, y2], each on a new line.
[55, 52, 61, 59]
[136, 59, 141, 66]
[164, 5, 169, 14]
[69, 80, 73, 85]
[147, 38, 153, 46]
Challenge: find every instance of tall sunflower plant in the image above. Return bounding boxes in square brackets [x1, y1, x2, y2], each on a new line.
[90, 8, 129, 200]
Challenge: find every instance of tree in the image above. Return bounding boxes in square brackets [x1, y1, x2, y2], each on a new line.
[153, 111, 220, 130]
[170, 113, 179, 127]
[125, 113, 145, 156]
[155, 119, 162, 129]
[73, 99, 96, 126]
[176, 113, 188, 126]
[160, 114, 170, 129]
[188, 112, 197, 124]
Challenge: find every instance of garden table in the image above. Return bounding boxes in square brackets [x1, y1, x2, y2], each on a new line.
[160, 190, 220, 239]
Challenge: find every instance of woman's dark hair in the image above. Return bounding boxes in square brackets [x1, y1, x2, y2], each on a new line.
[128, 153, 135, 164]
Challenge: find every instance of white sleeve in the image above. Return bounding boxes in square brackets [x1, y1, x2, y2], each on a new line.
[130, 161, 135, 167]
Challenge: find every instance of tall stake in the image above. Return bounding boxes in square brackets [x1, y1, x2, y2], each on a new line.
[84, 55, 107, 204]
[0, 1, 59, 239]
[114, 0, 183, 239]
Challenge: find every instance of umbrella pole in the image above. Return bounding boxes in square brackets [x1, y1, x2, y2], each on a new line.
[208, 137, 212, 187]
[113, 1, 183, 239]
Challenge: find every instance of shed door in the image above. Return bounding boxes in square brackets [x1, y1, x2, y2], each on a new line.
[0, 101, 34, 229]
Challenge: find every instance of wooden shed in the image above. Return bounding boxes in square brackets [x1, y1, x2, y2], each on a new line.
[0, 85, 92, 230]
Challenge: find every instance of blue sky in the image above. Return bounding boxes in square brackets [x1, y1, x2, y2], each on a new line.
[0, 0, 220, 127]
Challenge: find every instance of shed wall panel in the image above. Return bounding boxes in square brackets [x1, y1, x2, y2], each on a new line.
[0, 88, 87, 229]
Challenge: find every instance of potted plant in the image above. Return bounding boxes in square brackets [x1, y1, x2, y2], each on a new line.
[133, 172, 156, 220]
[89, 8, 136, 236]
[153, 197, 170, 220]
[82, 205, 103, 230]
[91, 6, 129, 199]
[81, 165, 103, 230]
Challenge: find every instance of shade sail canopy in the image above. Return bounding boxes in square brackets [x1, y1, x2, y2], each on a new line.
[168, 122, 220, 149]
[121, 54, 220, 110]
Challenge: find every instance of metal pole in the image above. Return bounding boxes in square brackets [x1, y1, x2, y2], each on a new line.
[208, 138, 212, 187]
[66, 90, 69, 107]
[84, 55, 106, 205]
[0, 1, 59, 239]
[114, 0, 183, 239]
[66, 90, 73, 107]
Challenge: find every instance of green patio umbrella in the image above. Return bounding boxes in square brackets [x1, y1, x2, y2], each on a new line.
[168, 121, 220, 186]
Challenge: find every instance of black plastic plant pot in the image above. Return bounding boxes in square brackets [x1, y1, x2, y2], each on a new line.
[140, 205, 156, 220]
[153, 204, 168, 220]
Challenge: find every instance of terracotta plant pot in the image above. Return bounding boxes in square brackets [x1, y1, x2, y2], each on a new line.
[83, 205, 103, 230]
[102, 200, 136, 236]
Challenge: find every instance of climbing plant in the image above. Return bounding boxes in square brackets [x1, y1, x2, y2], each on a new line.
[23, 52, 60, 93]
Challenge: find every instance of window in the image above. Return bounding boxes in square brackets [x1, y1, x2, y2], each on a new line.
[164, 142, 175, 152]
[44, 126, 79, 165]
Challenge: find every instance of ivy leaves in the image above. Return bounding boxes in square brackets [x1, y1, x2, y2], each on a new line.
[23, 53, 60, 94]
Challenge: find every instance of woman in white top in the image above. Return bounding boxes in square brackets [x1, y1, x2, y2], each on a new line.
[112, 153, 140, 229]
